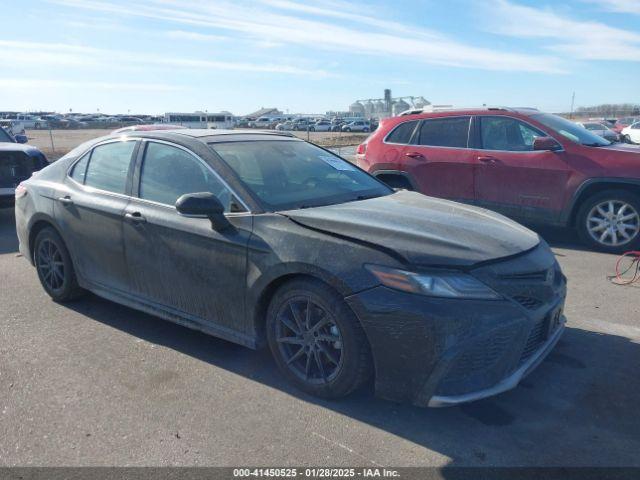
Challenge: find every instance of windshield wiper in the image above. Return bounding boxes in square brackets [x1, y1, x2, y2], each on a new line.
[348, 193, 380, 202]
[582, 143, 608, 147]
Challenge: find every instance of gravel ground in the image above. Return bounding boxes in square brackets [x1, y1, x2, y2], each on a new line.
[1, 206, 639, 467]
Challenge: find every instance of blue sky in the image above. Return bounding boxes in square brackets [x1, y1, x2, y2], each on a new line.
[2, 0, 639, 115]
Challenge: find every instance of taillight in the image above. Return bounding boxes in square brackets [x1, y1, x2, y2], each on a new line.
[356, 143, 367, 155]
[15, 183, 27, 199]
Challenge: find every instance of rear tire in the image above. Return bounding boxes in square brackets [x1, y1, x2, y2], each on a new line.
[576, 190, 640, 253]
[266, 278, 372, 399]
[34, 227, 85, 302]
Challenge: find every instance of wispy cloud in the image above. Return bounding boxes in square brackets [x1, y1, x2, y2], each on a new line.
[585, 0, 640, 15]
[0, 79, 182, 91]
[166, 30, 229, 42]
[47, 0, 566, 73]
[0, 39, 332, 76]
[488, 0, 640, 61]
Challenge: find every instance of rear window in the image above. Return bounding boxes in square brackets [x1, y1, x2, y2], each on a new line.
[418, 117, 470, 148]
[84, 141, 136, 194]
[385, 120, 418, 144]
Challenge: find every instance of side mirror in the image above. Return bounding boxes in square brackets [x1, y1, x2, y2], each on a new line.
[175, 192, 231, 231]
[533, 136, 562, 152]
[15, 134, 28, 144]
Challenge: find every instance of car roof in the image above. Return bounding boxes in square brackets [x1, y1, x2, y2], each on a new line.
[116, 128, 298, 143]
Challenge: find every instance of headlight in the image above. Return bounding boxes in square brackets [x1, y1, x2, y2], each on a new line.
[365, 264, 502, 300]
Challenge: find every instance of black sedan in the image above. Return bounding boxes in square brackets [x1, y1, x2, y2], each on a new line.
[15, 130, 567, 407]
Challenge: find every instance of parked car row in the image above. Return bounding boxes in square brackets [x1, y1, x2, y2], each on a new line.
[274, 118, 373, 133]
[0, 113, 160, 130]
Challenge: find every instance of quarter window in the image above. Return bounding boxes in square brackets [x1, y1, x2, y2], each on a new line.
[418, 117, 470, 148]
[84, 141, 136, 193]
[139, 142, 232, 210]
[386, 120, 418, 144]
[480, 117, 545, 151]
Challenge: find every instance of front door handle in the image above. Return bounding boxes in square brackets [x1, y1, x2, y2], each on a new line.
[57, 196, 73, 206]
[405, 151, 426, 160]
[124, 212, 147, 224]
[478, 155, 499, 163]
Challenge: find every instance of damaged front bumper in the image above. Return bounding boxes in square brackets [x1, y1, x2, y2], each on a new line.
[346, 285, 566, 408]
[428, 316, 565, 406]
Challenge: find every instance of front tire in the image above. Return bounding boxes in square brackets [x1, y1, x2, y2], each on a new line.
[34, 227, 85, 301]
[576, 190, 640, 253]
[266, 278, 372, 399]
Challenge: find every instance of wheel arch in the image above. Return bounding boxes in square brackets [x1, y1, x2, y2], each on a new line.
[566, 178, 640, 226]
[371, 169, 418, 191]
[250, 266, 359, 348]
[27, 215, 64, 265]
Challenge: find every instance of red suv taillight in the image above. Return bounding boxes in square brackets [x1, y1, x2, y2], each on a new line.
[15, 183, 27, 199]
[356, 143, 367, 155]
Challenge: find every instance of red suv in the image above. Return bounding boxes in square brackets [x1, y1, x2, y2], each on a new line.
[358, 108, 640, 253]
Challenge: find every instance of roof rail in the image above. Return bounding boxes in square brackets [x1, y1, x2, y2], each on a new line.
[398, 106, 540, 117]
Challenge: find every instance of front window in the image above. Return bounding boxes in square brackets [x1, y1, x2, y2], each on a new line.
[139, 142, 232, 210]
[532, 113, 610, 146]
[479, 116, 545, 151]
[209, 140, 391, 211]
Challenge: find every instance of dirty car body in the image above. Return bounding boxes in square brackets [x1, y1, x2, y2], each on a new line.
[15, 130, 566, 407]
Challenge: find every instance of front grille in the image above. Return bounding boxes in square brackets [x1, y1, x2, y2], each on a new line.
[520, 318, 547, 363]
[446, 329, 513, 380]
[513, 295, 543, 310]
[498, 269, 550, 282]
[435, 326, 518, 396]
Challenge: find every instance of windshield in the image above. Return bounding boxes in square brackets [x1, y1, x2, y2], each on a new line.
[209, 140, 392, 211]
[532, 113, 611, 146]
[0, 128, 14, 143]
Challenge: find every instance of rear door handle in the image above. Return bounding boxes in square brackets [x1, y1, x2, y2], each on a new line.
[57, 196, 73, 206]
[124, 212, 147, 224]
[405, 151, 426, 160]
[478, 155, 499, 163]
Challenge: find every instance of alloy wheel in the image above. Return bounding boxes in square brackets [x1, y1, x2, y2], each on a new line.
[275, 296, 344, 384]
[36, 239, 65, 291]
[586, 200, 640, 247]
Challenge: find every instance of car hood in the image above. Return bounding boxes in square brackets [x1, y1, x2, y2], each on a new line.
[596, 143, 640, 154]
[282, 191, 540, 267]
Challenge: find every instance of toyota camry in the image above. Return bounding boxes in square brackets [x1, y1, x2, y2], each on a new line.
[15, 130, 567, 406]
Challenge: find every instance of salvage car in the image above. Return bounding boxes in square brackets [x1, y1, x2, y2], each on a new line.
[359, 107, 640, 253]
[15, 129, 566, 407]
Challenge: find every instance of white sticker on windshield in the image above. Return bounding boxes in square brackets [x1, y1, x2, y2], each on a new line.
[319, 155, 356, 171]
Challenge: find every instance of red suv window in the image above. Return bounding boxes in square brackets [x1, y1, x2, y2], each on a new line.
[417, 117, 470, 148]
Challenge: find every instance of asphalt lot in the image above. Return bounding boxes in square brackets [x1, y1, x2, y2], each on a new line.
[1, 206, 639, 467]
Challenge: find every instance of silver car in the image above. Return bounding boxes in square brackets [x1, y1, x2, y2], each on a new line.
[576, 122, 620, 142]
